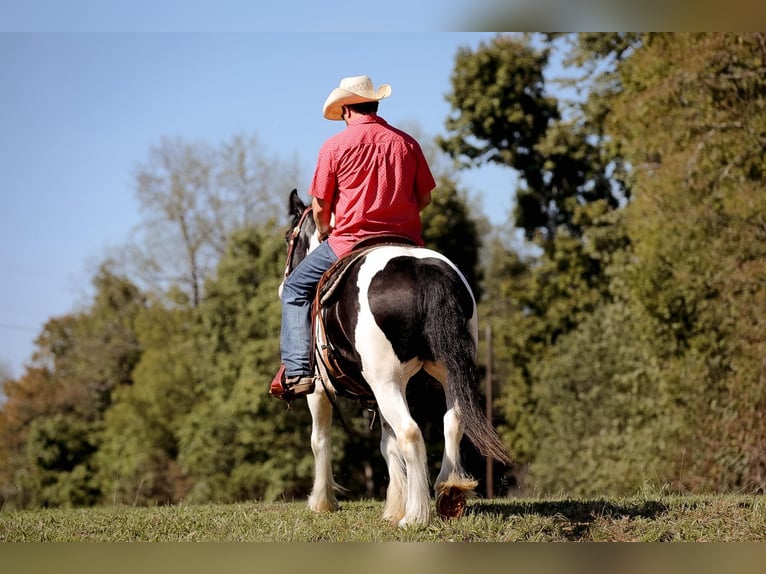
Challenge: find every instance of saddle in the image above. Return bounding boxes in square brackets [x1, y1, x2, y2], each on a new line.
[311, 235, 418, 407]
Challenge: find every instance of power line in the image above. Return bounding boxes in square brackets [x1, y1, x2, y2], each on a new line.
[0, 305, 52, 317]
[0, 322, 39, 333]
[0, 263, 71, 278]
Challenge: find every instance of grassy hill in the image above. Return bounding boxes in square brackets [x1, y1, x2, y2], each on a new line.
[4, 495, 766, 574]
[2, 494, 765, 542]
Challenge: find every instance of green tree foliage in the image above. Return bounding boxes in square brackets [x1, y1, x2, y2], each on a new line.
[439, 35, 557, 173]
[605, 33, 766, 491]
[441, 34, 634, 493]
[176, 222, 321, 503]
[17, 414, 100, 508]
[479, 236, 534, 469]
[439, 34, 624, 244]
[528, 300, 682, 496]
[0, 266, 145, 508]
[493, 32, 766, 495]
[95, 289, 197, 505]
[488, 203, 635, 491]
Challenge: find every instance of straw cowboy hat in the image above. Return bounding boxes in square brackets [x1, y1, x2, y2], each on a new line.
[322, 75, 392, 120]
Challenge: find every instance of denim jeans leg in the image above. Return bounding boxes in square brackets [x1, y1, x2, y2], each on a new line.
[280, 241, 338, 377]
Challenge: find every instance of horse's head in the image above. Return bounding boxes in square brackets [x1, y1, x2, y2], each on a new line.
[279, 189, 319, 298]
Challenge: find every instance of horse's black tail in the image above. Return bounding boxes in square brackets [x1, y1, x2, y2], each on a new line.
[418, 259, 511, 465]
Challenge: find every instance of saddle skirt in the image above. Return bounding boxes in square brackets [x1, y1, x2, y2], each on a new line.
[311, 235, 418, 408]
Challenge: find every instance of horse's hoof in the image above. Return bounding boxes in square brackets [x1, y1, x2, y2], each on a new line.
[308, 500, 338, 513]
[436, 486, 467, 519]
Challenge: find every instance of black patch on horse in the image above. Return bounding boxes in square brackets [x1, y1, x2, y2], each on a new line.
[367, 256, 473, 364]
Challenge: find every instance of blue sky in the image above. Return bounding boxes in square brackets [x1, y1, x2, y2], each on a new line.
[1, 31, 530, 378]
[1, 1, 462, 32]
[1, 2, 745, 380]
[3, 0, 745, 32]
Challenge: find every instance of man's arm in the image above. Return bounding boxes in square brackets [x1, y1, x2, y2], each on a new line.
[312, 195, 333, 240]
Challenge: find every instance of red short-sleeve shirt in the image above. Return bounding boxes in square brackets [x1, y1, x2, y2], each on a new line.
[309, 115, 436, 257]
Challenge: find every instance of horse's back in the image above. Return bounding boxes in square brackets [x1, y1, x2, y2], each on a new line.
[361, 246, 471, 286]
[357, 246, 474, 304]
[350, 246, 476, 364]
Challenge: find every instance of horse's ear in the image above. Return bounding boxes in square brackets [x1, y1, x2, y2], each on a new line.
[288, 188, 306, 216]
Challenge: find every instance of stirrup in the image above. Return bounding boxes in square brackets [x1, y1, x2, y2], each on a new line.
[269, 365, 315, 401]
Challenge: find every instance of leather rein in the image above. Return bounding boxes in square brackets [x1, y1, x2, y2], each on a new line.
[283, 206, 314, 280]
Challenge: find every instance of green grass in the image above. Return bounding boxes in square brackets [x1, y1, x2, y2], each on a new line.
[2, 494, 766, 542]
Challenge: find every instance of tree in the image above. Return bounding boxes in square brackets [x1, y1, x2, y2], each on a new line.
[439, 34, 636, 493]
[605, 33, 766, 491]
[0, 367, 64, 508]
[529, 300, 682, 496]
[438, 33, 624, 245]
[0, 265, 145, 508]
[175, 223, 323, 503]
[95, 288, 197, 505]
[129, 134, 302, 306]
[509, 32, 766, 495]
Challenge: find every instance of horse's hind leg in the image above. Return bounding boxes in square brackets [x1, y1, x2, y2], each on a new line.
[380, 417, 406, 524]
[434, 405, 477, 518]
[307, 389, 338, 512]
[375, 382, 431, 527]
[426, 362, 477, 519]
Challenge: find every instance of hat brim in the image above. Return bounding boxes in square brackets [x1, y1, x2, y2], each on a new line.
[322, 84, 392, 121]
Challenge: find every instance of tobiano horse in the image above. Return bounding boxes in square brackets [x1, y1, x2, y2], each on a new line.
[278, 189, 511, 527]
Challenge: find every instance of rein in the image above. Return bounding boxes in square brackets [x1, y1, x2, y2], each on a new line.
[283, 206, 314, 279]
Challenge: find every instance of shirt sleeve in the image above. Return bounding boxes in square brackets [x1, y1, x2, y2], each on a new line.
[413, 142, 437, 199]
[308, 143, 337, 204]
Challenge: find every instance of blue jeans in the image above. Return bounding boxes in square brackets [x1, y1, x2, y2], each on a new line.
[280, 240, 338, 377]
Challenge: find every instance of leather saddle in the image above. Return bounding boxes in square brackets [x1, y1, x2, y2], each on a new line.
[311, 235, 418, 407]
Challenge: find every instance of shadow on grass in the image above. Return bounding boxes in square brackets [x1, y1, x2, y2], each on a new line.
[466, 498, 671, 540]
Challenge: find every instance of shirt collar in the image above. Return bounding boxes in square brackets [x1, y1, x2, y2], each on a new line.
[346, 114, 387, 127]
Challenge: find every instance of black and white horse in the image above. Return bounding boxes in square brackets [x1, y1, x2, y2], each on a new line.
[280, 189, 510, 527]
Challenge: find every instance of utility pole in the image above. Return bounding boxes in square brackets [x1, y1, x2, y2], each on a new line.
[485, 323, 494, 498]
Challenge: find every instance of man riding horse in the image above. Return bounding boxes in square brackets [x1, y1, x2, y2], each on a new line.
[271, 74, 436, 400]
